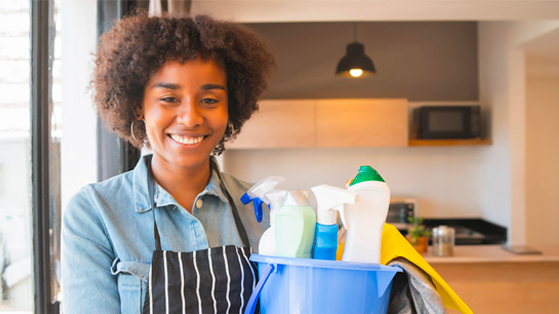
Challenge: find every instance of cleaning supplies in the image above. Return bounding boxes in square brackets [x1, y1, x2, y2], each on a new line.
[258, 190, 287, 256]
[275, 190, 316, 258]
[311, 185, 358, 260]
[343, 166, 390, 264]
[241, 176, 285, 223]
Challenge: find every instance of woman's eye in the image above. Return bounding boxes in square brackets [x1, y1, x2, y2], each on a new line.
[161, 97, 177, 103]
[201, 98, 218, 105]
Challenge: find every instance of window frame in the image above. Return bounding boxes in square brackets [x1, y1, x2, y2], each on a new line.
[31, 0, 59, 313]
[30, 1, 142, 312]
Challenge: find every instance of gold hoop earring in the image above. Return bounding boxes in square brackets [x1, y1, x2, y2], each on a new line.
[228, 120, 234, 132]
[131, 119, 142, 142]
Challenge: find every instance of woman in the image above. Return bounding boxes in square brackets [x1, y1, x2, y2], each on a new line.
[61, 12, 274, 314]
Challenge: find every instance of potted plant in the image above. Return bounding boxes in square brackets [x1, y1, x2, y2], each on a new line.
[406, 216, 431, 253]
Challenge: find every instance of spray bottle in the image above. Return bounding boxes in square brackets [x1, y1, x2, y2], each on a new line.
[240, 176, 285, 223]
[275, 190, 316, 258]
[257, 190, 287, 256]
[342, 166, 390, 264]
[311, 185, 358, 260]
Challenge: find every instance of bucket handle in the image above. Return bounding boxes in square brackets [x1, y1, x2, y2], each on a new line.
[244, 263, 275, 314]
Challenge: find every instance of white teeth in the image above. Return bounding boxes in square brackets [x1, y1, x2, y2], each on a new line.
[170, 135, 204, 145]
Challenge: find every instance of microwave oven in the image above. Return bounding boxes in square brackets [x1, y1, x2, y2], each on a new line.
[388, 197, 416, 231]
[412, 106, 481, 139]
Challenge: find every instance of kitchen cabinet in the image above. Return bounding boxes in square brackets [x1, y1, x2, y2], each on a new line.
[425, 245, 559, 314]
[225, 100, 315, 149]
[315, 99, 408, 147]
[226, 98, 409, 149]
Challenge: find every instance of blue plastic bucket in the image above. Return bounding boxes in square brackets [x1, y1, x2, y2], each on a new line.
[244, 254, 402, 314]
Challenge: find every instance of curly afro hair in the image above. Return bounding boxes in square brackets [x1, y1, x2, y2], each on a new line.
[92, 11, 275, 155]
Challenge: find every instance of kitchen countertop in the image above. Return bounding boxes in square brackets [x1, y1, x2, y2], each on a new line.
[421, 244, 559, 264]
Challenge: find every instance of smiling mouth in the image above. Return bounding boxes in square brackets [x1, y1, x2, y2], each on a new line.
[169, 134, 207, 145]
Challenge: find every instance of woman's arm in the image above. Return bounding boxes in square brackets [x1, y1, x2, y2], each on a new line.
[61, 187, 120, 313]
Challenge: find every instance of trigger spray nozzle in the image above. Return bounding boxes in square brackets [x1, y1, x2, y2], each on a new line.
[311, 184, 358, 229]
[240, 176, 285, 223]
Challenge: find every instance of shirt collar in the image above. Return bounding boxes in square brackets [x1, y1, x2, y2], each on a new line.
[133, 155, 229, 213]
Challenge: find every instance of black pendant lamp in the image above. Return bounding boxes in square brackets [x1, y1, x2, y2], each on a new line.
[335, 23, 376, 78]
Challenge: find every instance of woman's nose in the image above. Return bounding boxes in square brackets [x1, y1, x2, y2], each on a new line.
[177, 101, 204, 127]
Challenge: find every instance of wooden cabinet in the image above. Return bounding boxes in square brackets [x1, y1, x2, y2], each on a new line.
[434, 261, 559, 314]
[423, 245, 559, 314]
[315, 99, 408, 147]
[225, 100, 315, 149]
[226, 98, 409, 149]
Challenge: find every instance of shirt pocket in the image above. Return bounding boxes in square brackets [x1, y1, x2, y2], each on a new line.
[111, 258, 150, 314]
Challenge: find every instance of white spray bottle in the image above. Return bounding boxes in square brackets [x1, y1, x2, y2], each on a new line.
[311, 185, 358, 260]
[343, 166, 390, 264]
[257, 190, 287, 256]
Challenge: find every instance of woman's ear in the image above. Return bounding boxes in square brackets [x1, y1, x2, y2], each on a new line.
[134, 105, 144, 120]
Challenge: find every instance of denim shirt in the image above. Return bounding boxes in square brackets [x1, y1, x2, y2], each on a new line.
[61, 155, 269, 314]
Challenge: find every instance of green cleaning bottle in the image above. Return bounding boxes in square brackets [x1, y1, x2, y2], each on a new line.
[275, 190, 316, 258]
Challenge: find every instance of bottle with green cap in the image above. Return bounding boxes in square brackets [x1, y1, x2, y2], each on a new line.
[342, 165, 391, 264]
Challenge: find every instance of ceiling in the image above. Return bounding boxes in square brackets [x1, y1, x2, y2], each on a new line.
[190, 0, 559, 23]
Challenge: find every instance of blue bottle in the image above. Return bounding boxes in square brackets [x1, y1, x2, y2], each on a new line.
[313, 223, 339, 259]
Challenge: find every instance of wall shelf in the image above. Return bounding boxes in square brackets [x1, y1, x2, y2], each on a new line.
[408, 139, 492, 146]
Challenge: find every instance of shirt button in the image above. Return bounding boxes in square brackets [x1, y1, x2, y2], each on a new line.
[195, 199, 203, 209]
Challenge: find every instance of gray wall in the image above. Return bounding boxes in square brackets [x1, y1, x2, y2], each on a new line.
[246, 22, 478, 101]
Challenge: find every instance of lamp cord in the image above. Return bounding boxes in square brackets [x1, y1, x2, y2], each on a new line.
[354, 22, 357, 43]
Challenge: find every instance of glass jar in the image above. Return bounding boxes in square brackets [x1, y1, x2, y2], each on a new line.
[432, 225, 455, 257]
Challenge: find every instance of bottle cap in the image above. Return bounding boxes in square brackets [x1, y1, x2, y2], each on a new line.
[350, 165, 385, 186]
[282, 190, 310, 207]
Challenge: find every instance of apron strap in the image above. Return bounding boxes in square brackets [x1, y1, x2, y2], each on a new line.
[147, 159, 162, 251]
[209, 158, 251, 248]
[147, 157, 251, 250]
[152, 210, 162, 251]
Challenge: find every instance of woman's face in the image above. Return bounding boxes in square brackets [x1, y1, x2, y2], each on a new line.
[140, 57, 228, 171]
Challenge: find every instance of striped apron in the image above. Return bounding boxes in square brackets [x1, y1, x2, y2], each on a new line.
[142, 160, 257, 314]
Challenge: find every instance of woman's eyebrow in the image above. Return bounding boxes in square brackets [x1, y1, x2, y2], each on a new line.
[201, 84, 226, 91]
[151, 82, 181, 90]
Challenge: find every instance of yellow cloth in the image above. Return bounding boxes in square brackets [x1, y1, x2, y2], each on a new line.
[337, 223, 473, 314]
